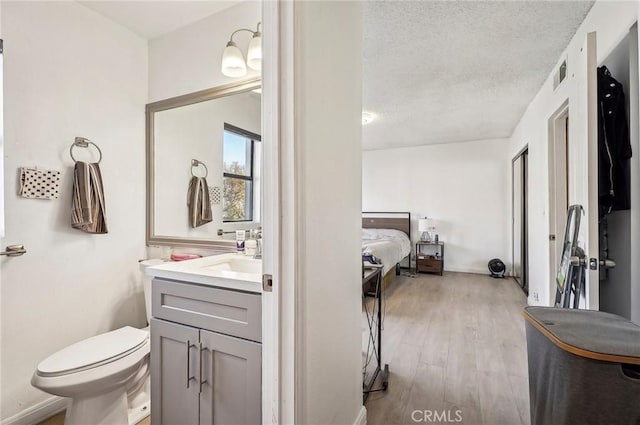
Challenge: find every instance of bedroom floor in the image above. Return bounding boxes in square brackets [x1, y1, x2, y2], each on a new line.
[364, 271, 529, 425]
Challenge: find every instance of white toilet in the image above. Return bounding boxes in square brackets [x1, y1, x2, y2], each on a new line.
[31, 259, 163, 425]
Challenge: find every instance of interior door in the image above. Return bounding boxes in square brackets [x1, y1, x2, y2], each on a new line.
[568, 32, 599, 309]
[548, 103, 569, 292]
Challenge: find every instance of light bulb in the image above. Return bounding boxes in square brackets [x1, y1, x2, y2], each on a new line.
[221, 41, 247, 78]
[247, 33, 262, 71]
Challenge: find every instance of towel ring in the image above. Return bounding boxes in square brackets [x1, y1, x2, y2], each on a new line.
[191, 159, 208, 178]
[70, 137, 102, 164]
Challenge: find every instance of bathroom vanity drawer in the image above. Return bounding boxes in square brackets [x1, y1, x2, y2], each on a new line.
[152, 278, 262, 342]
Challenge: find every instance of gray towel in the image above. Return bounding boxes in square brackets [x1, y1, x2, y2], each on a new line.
[187, 176, 212, 228]
[71, 162, 108, 234]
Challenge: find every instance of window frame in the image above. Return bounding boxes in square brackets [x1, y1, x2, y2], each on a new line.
[222, 123, 261, 223]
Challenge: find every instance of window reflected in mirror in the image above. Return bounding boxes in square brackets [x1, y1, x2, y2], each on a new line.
[223, 124, 261, 222]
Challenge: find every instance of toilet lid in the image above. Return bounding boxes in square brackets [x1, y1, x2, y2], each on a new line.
[37, 326, 148, 376]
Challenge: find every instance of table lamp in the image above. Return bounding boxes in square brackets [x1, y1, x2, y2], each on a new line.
[419, 218, 435, 241]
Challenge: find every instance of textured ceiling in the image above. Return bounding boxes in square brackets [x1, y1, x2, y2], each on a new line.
[363, 1, 594, 150]
[78, 1, 240, 39]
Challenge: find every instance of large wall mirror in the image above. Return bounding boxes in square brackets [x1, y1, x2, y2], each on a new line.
[146, 78, 261, 248]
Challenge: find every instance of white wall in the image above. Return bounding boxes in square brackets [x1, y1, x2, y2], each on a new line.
[0, 1, 4, 239]
[148, 1, 261, 102]
[154, 91, 261, 239]
[508, 1, 640, 308]
[363, 138, 511, 274]
[0, 2, 147, 421]
[0, 2, 4, 419]
[293, 2, 364, 423]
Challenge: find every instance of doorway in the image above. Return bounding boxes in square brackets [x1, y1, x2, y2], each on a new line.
[597, 24, 639, 320]
[548, 102, 569, 291]
[512, 147, 529, 294]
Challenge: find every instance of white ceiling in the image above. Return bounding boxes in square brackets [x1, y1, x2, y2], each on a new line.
[363, 1, 594, 151]
[78, 1, 240, 39]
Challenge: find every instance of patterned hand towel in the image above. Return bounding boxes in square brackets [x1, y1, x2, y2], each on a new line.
[187, 176, 212, 228]
[19, 167, 61, 199]
[71, 162, 108, 234]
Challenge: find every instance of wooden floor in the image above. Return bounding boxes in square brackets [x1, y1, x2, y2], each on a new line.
[365, 271, 530, 425]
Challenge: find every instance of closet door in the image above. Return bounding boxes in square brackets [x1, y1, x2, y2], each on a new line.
[199, 329, 261, 425]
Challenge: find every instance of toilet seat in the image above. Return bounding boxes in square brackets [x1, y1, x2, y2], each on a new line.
[36, 326, 148, 377]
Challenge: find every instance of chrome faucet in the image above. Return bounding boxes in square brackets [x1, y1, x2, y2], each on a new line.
[252, 228, 262, 259]
[254, 239, 262, 259]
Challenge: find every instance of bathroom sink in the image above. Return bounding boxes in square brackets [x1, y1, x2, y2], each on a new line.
[204, 256, 262, 274]
[145, 253, 262, 293]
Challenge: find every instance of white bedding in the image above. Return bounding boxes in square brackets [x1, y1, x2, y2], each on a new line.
[362, 228, 411, 275]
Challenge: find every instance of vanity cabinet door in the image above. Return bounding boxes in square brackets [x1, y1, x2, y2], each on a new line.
[199, 329, 261, 425]
[151, 318, 200, 425]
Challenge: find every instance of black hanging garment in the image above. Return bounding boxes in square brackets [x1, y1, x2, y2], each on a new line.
[597, 66, 632, 218]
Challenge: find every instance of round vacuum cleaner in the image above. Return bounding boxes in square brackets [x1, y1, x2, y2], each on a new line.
[488, 258, 506, 278]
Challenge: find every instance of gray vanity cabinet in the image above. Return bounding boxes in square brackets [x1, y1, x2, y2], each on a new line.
[150, 278, 262, 425]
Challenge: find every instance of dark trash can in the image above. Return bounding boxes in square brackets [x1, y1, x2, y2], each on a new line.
[523, 306, 640, 425]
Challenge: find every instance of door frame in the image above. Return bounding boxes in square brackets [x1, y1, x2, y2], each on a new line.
[548, 100, 569, 297]
[511, 145, 529, 293]
[262, 1, 296, 423]
[581, 32, 600, 309]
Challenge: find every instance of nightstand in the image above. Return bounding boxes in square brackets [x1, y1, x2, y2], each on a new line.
[416, 241, 444, 275]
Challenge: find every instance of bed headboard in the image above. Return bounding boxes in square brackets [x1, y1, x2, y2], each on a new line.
[362, 212, 411, 240]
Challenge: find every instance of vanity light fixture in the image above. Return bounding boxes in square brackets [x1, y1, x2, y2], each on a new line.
[362, 111, 376, 125]
[222, 22, 262, 78]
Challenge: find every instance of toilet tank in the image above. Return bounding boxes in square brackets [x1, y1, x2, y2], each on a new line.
[139, 259, 166, 324]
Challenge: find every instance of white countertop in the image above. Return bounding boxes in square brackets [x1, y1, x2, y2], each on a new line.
[145, 253, 263, 294]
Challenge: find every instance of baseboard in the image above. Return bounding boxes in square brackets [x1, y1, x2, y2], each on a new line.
[1, 397, 66, 425]
[408, 266, 490, 275]
[354, 406, 367, 425]
[442, 266, 490, 275]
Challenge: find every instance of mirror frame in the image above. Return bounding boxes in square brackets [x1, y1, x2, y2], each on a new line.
[146, 77, 262, 249]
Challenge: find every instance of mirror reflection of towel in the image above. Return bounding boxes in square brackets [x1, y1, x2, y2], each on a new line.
[187, 177, 212, 228]
[71, 162, 108, 234]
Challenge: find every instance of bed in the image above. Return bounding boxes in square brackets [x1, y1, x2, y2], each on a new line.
[362, 212, 411, 293]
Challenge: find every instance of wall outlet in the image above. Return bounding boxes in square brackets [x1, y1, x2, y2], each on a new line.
[532, 292, 539, 302]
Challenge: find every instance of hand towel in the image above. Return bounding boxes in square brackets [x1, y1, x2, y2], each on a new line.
[19, 167, 61, 199]
[187, 176, 212, 228]
[71, 161, 108, 234]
